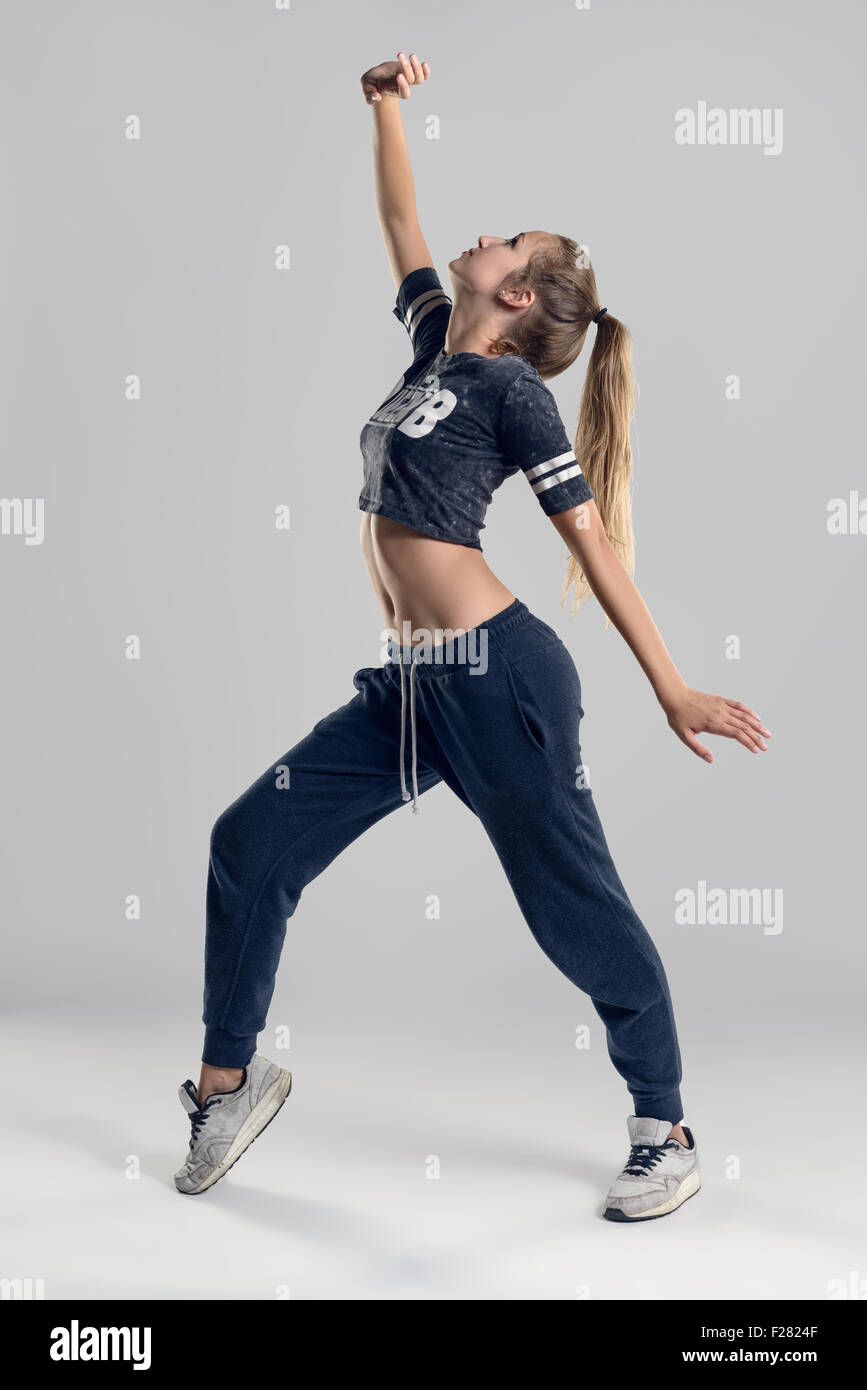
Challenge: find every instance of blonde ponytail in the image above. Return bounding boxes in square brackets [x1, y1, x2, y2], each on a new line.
[563, 311, 636, 614]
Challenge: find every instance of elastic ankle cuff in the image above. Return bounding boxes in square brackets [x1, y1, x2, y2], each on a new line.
[633, 1089, 684, 1127]
[202, 1025, 257, 1070]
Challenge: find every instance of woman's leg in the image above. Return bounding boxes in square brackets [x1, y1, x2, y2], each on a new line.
[415, 622, 684, 1124]
[200, 663, 442, 1080]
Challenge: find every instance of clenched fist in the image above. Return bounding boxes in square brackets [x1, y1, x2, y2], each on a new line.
[360, 52, 431, 104]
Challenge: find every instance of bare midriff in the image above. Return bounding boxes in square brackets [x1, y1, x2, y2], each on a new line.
[360, 513, 516, 645]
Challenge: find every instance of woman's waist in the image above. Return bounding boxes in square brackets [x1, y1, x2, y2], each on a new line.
[381, 582, 518, 648]
[364, 517, 505, 625]
[383, 597, 568, 678]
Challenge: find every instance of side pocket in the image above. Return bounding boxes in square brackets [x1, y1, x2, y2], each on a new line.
[504, 660, 549, 756]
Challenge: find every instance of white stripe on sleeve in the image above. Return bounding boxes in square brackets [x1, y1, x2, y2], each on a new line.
[531, 461, 586, 494]
[524, 450, 576, 482]
[403, 289, 452, 339]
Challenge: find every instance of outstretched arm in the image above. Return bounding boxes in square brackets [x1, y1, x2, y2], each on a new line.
[550, 502, 771, 763]
[360, 52, 435, 289]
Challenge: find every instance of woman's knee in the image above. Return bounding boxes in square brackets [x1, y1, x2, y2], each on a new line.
[208, 800, 253, 879]
[208, 796, 306, 913]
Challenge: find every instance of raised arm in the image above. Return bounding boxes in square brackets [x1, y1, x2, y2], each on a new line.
[550, 503, 772, 763]
[360, 52, 434, 289]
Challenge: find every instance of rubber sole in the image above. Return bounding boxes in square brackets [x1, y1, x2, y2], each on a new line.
[603, 1167, 701, 1222]
[176, 1070, 293, 1196]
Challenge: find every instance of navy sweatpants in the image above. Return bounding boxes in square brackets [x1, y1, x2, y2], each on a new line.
[202, 599, 684, 1124]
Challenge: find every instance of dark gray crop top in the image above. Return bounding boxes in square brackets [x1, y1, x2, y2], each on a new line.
[358, 265, 594, 549]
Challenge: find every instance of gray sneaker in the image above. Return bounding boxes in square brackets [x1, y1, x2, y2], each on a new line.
[174, 1053, 292, 1195]
[602, 1115, 701, 1222]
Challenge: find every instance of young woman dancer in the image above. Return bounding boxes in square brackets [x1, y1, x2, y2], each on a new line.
[174, 53, 770, 1221]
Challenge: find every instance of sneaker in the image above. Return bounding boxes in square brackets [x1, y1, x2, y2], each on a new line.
[602, 1115, 701, 1222]
[174, 1053, 292, 1195]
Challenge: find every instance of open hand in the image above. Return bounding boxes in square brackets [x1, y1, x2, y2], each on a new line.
[663, 688, 771, 763]
[360, 52, 431, 104]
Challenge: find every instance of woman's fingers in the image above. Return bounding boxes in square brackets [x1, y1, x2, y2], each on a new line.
[722, 708, 769, 747]
[732, 716, 767, 751]
[396, 51, 429, 93]
[722, 720, 764, 753]
[716, 710, 762, 746]
[726, 703, 764, 730]
[726, 699, 771, 737]
[726, 699, 759, 717]
[409, 54, 428, 83]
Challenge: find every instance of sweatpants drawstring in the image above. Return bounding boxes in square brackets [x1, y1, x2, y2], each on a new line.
[397, 651, 421, 815]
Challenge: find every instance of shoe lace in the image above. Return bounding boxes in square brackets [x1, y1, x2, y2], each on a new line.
[623, 1139, 677, 1176]
[188, 1096, 222, 1147]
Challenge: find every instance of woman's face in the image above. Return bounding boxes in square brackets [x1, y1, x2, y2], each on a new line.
[447, 230, 549, 297]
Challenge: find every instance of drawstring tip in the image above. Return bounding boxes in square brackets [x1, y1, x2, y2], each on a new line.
[401, 791, 412, 803]
[412, 804, 421, 815]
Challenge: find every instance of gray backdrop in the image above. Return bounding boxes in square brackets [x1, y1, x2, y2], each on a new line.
[1, 0, 864, 1301]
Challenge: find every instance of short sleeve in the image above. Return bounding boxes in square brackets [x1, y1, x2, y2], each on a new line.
[497, 371, 594, 516]
[392, 266, 452, 362]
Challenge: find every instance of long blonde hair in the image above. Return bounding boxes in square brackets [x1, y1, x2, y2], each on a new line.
[493, 235, 637, 614]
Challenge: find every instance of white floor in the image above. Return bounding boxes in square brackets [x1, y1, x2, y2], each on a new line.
[3, 1006, 863, 1301]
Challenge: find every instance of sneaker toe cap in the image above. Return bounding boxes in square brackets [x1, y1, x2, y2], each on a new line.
[604, 1173, 686, 1218]
[174, 1160, 211, 1193]
[604, 1193, 658, 1218]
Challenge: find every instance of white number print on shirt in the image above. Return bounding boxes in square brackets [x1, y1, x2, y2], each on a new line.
[369, 368, 457, 438]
